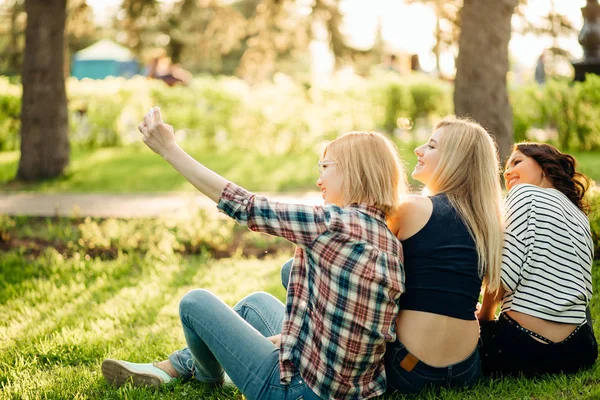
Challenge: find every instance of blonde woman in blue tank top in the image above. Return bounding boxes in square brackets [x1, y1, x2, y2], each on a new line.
[379, 117, 504, 394]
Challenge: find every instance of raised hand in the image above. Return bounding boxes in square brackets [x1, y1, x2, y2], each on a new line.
[138, 107, 178, 157]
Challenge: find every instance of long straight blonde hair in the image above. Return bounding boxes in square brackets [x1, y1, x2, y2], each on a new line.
[429, 117, 504, 292]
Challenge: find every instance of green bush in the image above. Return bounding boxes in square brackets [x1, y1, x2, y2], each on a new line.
[368, 75, 452, 134]
[383, 82, 414, 133]
[0, 93, 20, 151]
[67, 78, 138, 148]
[0, 77, 21, 151]
[0, 74, 453, 153]
[588, 185, 600, 260]
[511, 75, 600, 151]
[408, 81, 452, 122]
[2, 73, 600, 153]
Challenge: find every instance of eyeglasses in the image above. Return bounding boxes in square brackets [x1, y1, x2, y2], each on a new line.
[317, 160, 336, 175]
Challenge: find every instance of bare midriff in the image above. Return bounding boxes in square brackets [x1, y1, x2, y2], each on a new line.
[505, 310, 578, 343]
[395, 309, 480, 367]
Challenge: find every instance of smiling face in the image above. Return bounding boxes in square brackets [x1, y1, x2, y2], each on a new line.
[504, 150, 552, 190]
[316, 158, 344, 206]
[413, 128, 443, 188]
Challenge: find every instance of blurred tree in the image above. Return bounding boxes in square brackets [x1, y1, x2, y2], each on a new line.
[236, 0, 310, 81]
[116, 0, 249, 74]
[0, 0, 26, 76]
[118, 0, 370, 79]
[116, 0, 160, 55]
[515, 0, 578, 76]
[18, 0, 70, 180]
[0, 0, 98, 77]
[406, 0, 462, 79]
[311, 0, 373, 69]
[455, 0, 518, 163]
[65, 0, 97, 75]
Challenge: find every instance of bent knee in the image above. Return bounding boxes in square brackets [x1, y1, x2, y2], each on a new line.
[179, 289, 216, 315]
[239, 291, 277, 308]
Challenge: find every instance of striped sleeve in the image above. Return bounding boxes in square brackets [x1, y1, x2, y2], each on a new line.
[501, 184, 534, 291]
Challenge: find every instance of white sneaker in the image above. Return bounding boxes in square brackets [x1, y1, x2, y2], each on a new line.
[102, 359, 174, 388]
[223, 372, 236, 388]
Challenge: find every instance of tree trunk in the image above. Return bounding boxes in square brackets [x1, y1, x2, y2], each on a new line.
[454, 0, 517, 164]
[17, 0, 69, 181]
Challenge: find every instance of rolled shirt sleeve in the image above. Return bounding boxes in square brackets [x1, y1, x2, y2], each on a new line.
[217, 182, 330, 247]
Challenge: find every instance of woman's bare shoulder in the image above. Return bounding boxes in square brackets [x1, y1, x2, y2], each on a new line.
[399, 195, 432, 213]
[388, 195, 433, 239]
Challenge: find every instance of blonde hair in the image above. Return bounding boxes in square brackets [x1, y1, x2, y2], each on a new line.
[323, 131, 407, 216]
[429, 117, 504, 292]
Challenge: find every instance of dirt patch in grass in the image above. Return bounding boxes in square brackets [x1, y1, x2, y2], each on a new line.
[0, 226, 292, 261]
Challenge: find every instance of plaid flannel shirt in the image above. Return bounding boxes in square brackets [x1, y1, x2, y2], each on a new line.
[218, 183, 405, 400]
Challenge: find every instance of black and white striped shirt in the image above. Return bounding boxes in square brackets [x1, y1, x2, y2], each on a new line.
[500, 184, 593, 324]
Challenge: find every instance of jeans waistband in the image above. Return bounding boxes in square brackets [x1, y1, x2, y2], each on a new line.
[500, 313, 584, 345]
[387, 339, 480, 375]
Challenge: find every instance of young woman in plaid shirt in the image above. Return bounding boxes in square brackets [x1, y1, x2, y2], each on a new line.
[102, 107, 408, 399]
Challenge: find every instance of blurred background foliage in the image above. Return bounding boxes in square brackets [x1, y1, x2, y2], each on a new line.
[0, 0, 597, 182]
[0, 0, 583, 81]
[2, 72, 600, 154]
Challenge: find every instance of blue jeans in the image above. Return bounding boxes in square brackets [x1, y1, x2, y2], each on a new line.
[384, 340, 481, 394]
[281, 258, 293, 290]
[169, 290, 319, 400]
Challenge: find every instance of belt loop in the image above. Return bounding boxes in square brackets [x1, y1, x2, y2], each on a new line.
[399, 352, 419, 372]
[446, 363, 453, 384]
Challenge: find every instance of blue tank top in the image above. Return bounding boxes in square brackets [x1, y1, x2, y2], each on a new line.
[398, 194, 481, 320]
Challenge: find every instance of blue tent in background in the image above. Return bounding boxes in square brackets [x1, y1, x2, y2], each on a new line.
[71, 39, 138, 80]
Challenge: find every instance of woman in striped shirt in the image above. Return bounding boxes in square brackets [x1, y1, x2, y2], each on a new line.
[478, 142, 598, 376]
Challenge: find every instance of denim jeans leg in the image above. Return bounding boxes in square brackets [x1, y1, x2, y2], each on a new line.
[233, 291, 285, 337]
[169, 291, 285, 380]
[168, 348, 195, 381]
[176, 288, 293, 399]
[280, 258, 293, 291]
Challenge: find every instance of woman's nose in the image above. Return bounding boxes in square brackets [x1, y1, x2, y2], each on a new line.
[414, 145, 423, 156]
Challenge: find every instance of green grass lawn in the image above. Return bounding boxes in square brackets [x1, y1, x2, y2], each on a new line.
[571, 151, 600, 186]
[1, 145, 599, 194]
[0, 142, 421, 193]
[1, 215, 600, 399]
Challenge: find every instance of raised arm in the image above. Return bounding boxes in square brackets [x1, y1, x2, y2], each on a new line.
[138, 107, 329, 247]
[138, 107, 226, 203]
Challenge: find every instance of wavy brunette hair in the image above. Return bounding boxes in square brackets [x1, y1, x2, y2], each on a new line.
[513, 142, 590, 214]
